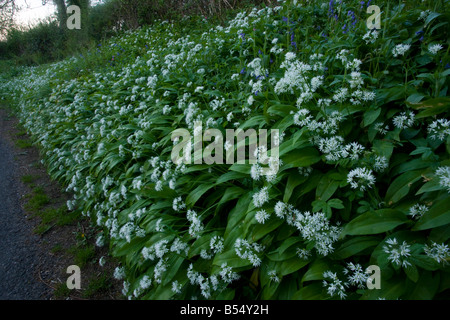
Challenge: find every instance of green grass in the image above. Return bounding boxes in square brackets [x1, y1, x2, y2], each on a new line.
[82, 273, 113, 299]
[21, 174, 38, 185]
[53, 282, 72, 299]
[69, 244, 96, 268]
[24, 187, 50, 212]
[15, 138, 33, 149]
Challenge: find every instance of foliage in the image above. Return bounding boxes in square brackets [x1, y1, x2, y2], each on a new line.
[1, 0, 450, 300]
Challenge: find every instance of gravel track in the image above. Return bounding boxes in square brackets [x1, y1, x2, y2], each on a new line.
[0, 110, 51, 300]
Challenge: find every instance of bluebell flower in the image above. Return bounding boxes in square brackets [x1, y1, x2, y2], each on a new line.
[240, 68, 246, 74]
[445, 63, 450, 69]
[239, 33, 245, 40]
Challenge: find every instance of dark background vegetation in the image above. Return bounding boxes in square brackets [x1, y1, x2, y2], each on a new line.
[0, 0, 270, 66]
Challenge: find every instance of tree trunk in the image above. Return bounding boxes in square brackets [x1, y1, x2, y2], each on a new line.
[53, 0, 67, 29]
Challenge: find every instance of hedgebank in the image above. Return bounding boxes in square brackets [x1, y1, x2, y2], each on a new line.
[1, 0, 450, 300]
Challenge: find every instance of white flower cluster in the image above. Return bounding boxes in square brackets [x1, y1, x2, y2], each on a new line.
[408, 203, 429, 220]
[252, 186, 270, 207]
[274, 202, 341, 256]
[383, 238, 412, 268]
[435, 166, 450, 193]
[428, 118, 450, 141]
[392, 44, 411, 58]
[173, 196, 186, 211]
[186, 263, 239, 298]
[293, 109, 344, 135]
[429, 44, 444, 55]
[187, 209, 204, 238]
[362, 29, 379, 44]
[322, 271, 347, 299]
[234, 238, 264, 267]
[424, 242, 449, 264]
[255, 209, 270, 224]
[200, 236, 225, 259]
[393, 111, 415, 129]
[347, 167, 376, 191]
[343, 262, 369, 289]
[315, 136, 365, 162]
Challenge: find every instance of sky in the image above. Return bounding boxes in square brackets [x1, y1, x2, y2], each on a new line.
[15, 0, 56, 27]
[14, 0, 103, 28]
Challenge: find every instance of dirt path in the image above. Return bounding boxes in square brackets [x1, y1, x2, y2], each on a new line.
[0, 109, 52, 299]
[0, 106, 122, 300]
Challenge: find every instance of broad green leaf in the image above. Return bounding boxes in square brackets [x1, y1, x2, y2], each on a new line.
[341, 209, 410, 236]
[413, 197, 450, 230]
[363, 108, 381, 127]
[332, 236, 381, 259]
[385, 170, 424, 204]
[280, 147, 321, 170]
[301, 259, 329, 283]
[292, 283, 326, 300]
[212, 249, 252, 269]
[279, 257, 309, 276]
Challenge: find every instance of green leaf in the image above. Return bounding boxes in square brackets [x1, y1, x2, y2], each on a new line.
[341, 209, 410, 236]
[301, 259, 329, 283]
[279, 257, 310, 276]
[249, 219, 284, 242]
[385, 170, 424, 204]
[186, 183, 216, 207]
[212, 249, 252, 269]
[316, 173, 340, 202]
[291, 283, 325, 300]
[406, 93, 425, 104]
[415, 177, 444, 194]
[280, 147, 321, 170]
[413, 197, 450, 230]
[283, 171, 306, 203]
[363, 108, 381, 127]
[407, 271, 440, 300]
[404, 264, 419, 283]
[332, 236, 381, 259]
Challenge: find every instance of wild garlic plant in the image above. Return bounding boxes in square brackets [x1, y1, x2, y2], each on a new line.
[1, 0, 449, 300]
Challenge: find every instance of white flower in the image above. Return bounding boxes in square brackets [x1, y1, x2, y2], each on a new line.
[393, 111, 415, 129]
[408, 203, 429, 219]
[220, 263, 240, 284]
[268, 270, 280, 283]
[296, 248, 311, 260]
[140, 275, 152, 290]
[252, 187, 269, 208]
[383, 238, 412, 268]
[347, 167, 376, 191]
[362, 29, 379, 44]
[435, 166, 450, 193]
[255, 209, 270, 224]
[172, 280, 182, 294]
[322, 271, 347, 299]
[187, 209, 204, 238]
[344, 262, 368, 289]
[234, 238, 264, 267]
[424, 242, 449, 264]
[113, 266, 126, 280]
[392, 44, 411, 58]
[428, 118, 450, 141]
[374, 156, 388, 172]
[428, 44, 443, 55]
